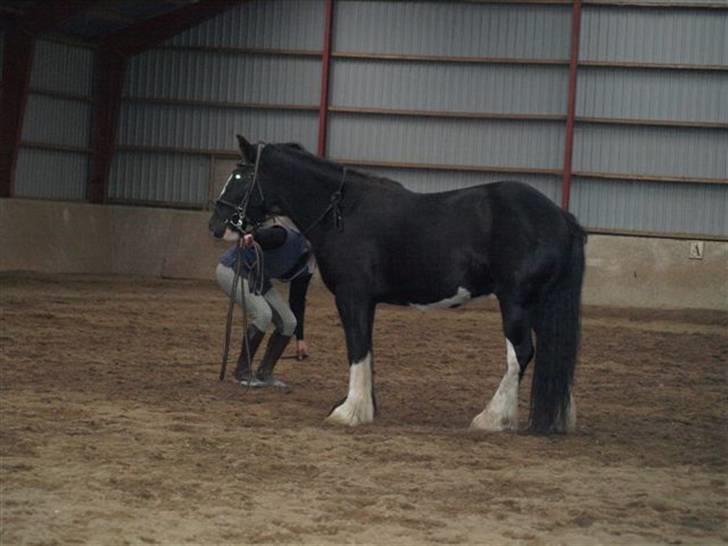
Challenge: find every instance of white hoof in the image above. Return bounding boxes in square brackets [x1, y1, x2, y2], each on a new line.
[470, 406, 518, 432]
[326, 397, 374, 427]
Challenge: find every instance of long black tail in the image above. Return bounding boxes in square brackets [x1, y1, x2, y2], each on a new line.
[530, 216, 586, 434]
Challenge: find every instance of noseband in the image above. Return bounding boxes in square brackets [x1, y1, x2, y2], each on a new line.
[215, 142, 266, 231]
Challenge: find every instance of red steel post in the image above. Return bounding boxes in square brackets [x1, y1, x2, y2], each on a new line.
[0, 29, 35, 198]
[317, 0, 335, 157]
[88, 50, 126, 204]
[561, 0, 582, 210]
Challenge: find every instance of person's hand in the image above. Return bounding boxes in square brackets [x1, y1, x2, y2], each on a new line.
[241, 233, 254, 248]
[296, 339, 309, 360]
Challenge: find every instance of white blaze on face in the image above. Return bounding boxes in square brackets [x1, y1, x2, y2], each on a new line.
[326, 352, 374, 427]
[218, 172, 243, 201]
[410, 287, 472, 311]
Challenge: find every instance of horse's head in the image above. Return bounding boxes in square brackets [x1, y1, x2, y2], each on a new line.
[208, 136, 269, 239]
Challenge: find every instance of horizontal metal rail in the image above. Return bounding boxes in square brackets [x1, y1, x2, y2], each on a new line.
[154, 46, 728, 72]
[29, 87, 93, 103]
[112, 144, 728, 186]
[21, 141, 94, 155]
[122, 95, 319, 112]
[587, 227, 728, 243]
[118, 96, 727, 130]
[156, 46, 322, 58]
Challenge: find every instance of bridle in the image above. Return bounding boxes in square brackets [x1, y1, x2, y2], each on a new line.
[215, 141, 348, 235]
[214, 142, 267, 232]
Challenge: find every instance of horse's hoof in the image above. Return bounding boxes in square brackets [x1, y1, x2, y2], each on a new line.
[469, 410, 517, 432]
[326, 398, 374, 427]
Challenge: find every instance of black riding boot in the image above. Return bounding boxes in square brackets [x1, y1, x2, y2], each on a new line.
[233, 325, 265, 382]
[254, 332, 292, 388]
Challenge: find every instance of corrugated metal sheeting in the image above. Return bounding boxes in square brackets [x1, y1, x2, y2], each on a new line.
[332, 2, 571, 59]
[580, 7, 726, 66]
[111, 0, 324, 206]
[108, 0, 725, 237]
[15, 39, 94, 201]
[166, 0, 324, 50]
[109, 152, 210, 205]
[570, 5, 727, 237]
[328, 1, 571, 198]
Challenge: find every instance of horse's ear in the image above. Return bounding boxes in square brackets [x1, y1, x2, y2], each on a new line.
[236, 134, 256, 163]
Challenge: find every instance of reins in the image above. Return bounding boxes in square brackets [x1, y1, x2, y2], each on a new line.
[217, 144, 347, 382]
[302, 167, 347, 235]
[219, 240, 264, 383]
[218, 143, 266, 383]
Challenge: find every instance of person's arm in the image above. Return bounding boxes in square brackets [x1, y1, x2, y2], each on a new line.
[251, 225, 286, 250]
[289, 273, 313, 358]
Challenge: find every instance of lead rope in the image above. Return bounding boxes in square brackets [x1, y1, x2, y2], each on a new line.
[219, 240, 264, 385]
[218, 143, 266, 384]
[219, 243, 243, 382]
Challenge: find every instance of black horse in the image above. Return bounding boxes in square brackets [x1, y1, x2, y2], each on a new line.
[209, 136, 586, 434]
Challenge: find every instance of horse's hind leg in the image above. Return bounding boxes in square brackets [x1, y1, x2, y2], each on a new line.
[470, 299, 534, 432]
[326, 294, 376, 426]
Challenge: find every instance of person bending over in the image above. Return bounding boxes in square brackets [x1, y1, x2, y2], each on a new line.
[216, 216, 314, 388]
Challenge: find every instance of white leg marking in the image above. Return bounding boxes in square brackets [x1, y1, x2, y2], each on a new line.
[326, 353, 374, 427]
[564, 393, 577, 433]
[470, 339, 520, 432]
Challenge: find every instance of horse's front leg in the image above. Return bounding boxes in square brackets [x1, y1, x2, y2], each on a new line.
[326, 293, 376, 426]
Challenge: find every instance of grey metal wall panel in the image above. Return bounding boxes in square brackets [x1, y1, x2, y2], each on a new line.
[574, 125, 727, 180]
[331, 59, 569, 114]
[166, 0, 324, 50]
[580, 7, 728, 66]
[22, 94, 91, 147]
[125, 49, 321, 105]
[577, 67, 728, 123]
[356, 166, 560, 202]
[117, 103, 318, 152]
[570, 179, 728, 237]
[30, 40, 94, 97]
[334, 2, 571, 59]
[0, 31, 4, 76]
[15, 148, 88, 200]
[109, 152, 211, 205]
[327, 113, 563, 169]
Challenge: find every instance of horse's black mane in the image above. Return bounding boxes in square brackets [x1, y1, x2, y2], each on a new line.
[274, 142, 406, 191]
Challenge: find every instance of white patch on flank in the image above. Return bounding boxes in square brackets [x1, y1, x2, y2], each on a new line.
[470, 339, 520, 432]
[326, 353, 374, 427]
[410, 287, 472, 311]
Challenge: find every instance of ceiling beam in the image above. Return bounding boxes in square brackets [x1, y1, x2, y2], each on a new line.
[17, 0, 100, 35]
[99, 0, 242, 58]
[0, 0, 99, 198]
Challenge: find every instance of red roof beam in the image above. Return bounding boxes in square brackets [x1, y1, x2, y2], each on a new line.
[100, 0, 243, 59]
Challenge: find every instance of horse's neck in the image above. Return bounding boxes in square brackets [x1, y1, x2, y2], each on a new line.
[268, 162, 343, 241]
